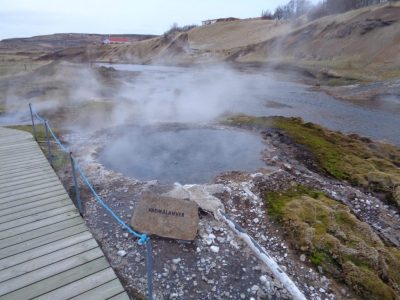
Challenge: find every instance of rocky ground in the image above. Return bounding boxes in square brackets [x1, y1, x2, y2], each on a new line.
[54, 121, 400, 300]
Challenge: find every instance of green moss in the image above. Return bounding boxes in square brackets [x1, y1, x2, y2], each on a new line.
[264, 187, 400, 299]
[310, 250, 326, 266]
[266, 185, 323, 220]
[225, 115, 400, 207]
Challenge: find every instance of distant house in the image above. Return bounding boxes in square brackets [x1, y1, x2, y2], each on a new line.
[202, 17, 240, 26]
[102, 37, 130, 44]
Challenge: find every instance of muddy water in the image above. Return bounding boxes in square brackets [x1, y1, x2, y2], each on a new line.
[99, 127, 265, 184]
[100, 63, 400, 146]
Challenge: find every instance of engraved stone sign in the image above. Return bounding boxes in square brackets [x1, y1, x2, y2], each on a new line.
[131, 194, 199, 240]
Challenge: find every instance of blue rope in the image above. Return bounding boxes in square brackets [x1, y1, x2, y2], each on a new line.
[47, 124, 69, 153]
[75, 163, 148, 244]
[32, 109, 46, 123]
[31, 105, 148, 245]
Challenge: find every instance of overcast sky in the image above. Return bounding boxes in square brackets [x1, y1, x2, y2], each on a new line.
[0, 0, 319, 40]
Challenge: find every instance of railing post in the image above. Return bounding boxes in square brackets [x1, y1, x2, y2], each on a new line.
[44, 120, 53, 166]
[145, 239, 154, 300]
[29, 103, 37, 141]
[69, 152, 83, 215]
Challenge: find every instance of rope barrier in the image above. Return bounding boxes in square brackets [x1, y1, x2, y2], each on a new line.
[30, 105, 148, 244]
[30, 104, 153, 298]
[47, 125, 69, 153]
[75, 163, 149, 244]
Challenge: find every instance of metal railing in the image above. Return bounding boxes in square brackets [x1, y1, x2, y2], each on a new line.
[28, 103, 153, 300]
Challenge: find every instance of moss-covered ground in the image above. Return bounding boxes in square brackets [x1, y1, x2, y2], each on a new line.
[224, 115, 400, 207]
[265, 186, 400, 300]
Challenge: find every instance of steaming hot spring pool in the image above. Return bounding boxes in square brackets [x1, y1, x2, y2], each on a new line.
[98, 127, 266, 184]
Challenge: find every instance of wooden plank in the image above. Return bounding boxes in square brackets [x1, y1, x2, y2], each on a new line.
[0, 211, 80, 240]
[0, 186, 67, 207]
[0, 201, 74, 224]
[0, 248, 104, 296]
[0, 177, 60, 194]
[0, 154, 44, 165]
[0, 142, 34, 150]
[0, 147, 41, 157]
[0, 127, 128, 300]
[0, 169, 53, 184]
[108, 292, 131, 300]
[0, 239, 99, 283]
[0, 168, 51, 181]
[0, 190, 68, 210]
[0, 164, 51, 177]
[0, 231, 93, 270]
[0, 205, 77, 231]
[0, 183, 66, 202]
[0, 223, 88, 259]
[33, 268, 118, 300]
[0, 175, 60, 193]
[0, 155, 47, 166]
[0, 149, 43, 159]
[0, 162, 51, 176]
[0, 144, 39, 153]
[0, 151, 40, 158]
[0, 217, 83, 249]
[70, 278, 125, 300]
[0, 257, 110, 300]
[0, 196, 70, 217]
[0, 159, 48, 172]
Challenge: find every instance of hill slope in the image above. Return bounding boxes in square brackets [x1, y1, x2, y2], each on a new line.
[73, 2, 400, 81]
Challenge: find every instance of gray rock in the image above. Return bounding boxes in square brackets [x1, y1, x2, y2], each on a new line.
[172, 258, 181, 264]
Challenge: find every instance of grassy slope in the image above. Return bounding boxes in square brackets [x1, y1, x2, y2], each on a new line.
[265, 186, 400, 300]
[224, 115, 400, 207]
[86, 2, 400, 81]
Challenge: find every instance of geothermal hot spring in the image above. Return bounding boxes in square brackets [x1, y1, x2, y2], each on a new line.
[98, 126, 266, 184]
[89, 63, 399, 184]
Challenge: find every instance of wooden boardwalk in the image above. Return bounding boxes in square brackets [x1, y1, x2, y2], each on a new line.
[0, 127, 130, 300]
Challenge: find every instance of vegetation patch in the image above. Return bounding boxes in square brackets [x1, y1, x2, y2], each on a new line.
[265, 186, 400, 300]
[224, 115, 400, 207]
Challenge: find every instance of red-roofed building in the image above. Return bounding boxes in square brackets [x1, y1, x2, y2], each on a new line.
[102, 37, 130, 44]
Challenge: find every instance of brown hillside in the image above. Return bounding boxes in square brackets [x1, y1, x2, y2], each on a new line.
[44, 2, 400, 80]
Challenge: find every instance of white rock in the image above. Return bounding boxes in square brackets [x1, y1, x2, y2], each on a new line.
[163, 183, 225, 216]
[251, 173, 263, 178]
[230, 240, 239, 249]
[253, 218, 260, 224]
[260, 275, 268, 284]
[300, 254, 306, 262]
[251, 285, 260, 293]
[210, 246, 220, 253]
[172, 258, 181, 264]
[283, 163, 292, 170]
[117, 250, 127, 257]
[205, 238, 213, 246]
